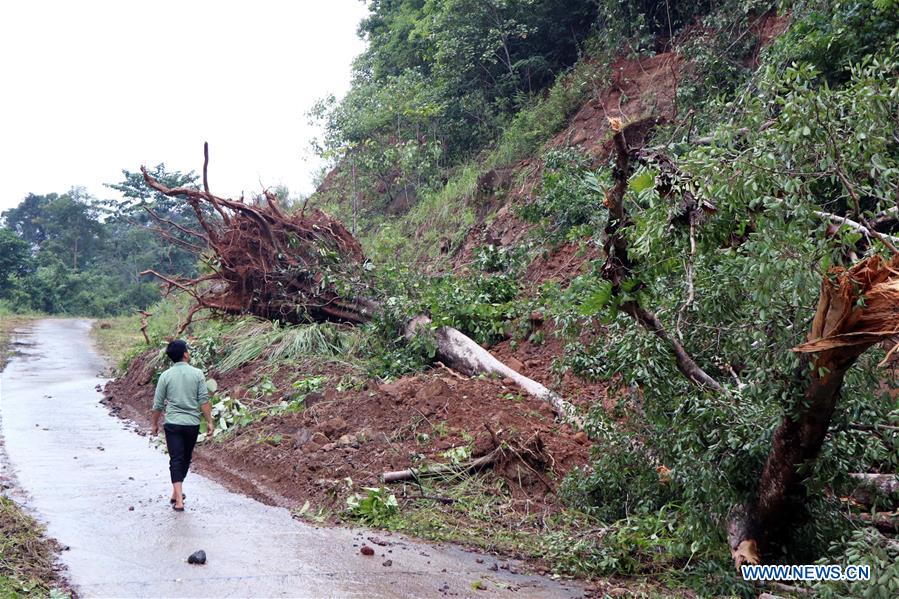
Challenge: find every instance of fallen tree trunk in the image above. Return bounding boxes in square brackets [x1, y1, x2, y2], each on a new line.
[850, 473, 899, 506]
[853, 511, 899, 534]
[140, 145, 579, 422]
[850, 473, 899, 495]
[383, 448, 501, 483]
[405, 316, 580, 424]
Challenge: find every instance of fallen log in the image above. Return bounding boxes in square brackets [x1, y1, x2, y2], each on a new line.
[405, 316, 580, 425]
[383, 448, 501, 483]
[852, 511, 899, 534]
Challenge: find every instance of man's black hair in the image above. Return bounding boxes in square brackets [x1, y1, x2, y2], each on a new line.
[166, 339, 188, 363]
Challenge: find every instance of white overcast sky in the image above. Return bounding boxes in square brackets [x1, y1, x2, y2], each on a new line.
[0, 0, 368, 212]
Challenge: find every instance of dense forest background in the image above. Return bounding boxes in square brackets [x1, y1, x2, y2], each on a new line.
[1, 167, 207, 315]
[2, 0, 899, 595]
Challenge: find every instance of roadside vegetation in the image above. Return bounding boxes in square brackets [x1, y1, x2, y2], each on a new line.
[0, 309, 34, 370]
[0, 497, 70, 598]
[307, 1, 899, 595]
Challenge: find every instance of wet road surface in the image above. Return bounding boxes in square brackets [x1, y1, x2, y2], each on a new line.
[0, 319, 585, 598]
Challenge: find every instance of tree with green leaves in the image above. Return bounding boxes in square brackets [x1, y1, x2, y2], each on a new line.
[529, 3, 899, 586]
[0, 228, 31, 298]
[2, 190, 105, 271]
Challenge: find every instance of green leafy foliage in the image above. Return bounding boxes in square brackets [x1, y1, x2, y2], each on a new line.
[203, 394, 251, 437]
[0, 496, 69, 598]
[346, 487, 400, 526]
[517, 149, 608, 243]
[772, 0, 899, 85]
[810, 528, 899, 598]
[515, 4, 899, 589]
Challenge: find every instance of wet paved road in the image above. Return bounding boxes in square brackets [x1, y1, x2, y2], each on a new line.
[0, 319, 584, 598]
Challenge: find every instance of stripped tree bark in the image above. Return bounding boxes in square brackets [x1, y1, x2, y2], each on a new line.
[405, 315, 580, 425]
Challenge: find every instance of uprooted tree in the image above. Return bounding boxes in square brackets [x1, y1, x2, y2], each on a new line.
[139, 144, 575, 422]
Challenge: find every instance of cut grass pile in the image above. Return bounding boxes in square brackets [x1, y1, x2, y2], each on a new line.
[0, 497, 69, 598]
[212, 318, 364, 373]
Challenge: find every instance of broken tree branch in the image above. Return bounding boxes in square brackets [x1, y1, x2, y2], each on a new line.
[137, 309, 151, 345]
[810, 204, 899, 249]
[383, 448, 502, 483]
[729, 253, 899, 567]
[602, 118, 723, 393]
[203, 141, 211, 195]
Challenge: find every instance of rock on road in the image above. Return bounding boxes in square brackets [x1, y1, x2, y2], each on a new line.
[0, 319, 585, 598]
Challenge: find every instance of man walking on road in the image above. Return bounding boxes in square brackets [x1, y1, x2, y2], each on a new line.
[150, 340, 214, 511]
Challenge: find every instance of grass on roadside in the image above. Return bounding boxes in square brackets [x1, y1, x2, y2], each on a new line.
[90, 315, 146, 372]
[320, 472, 707, 597]
[0, 497, 69, 598]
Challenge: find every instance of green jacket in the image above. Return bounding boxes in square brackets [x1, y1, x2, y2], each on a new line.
[153, 362, 209, 426]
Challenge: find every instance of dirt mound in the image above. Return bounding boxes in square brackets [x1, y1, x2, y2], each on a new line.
[103, 351, 591, 515]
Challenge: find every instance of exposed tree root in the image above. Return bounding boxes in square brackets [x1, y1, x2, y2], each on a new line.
[140, 143, 376, 327]
[383, 449, 501, 483]
[140, 145, 579, 423]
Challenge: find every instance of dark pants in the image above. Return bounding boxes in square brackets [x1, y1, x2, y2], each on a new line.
[164, 423, 200, 483]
